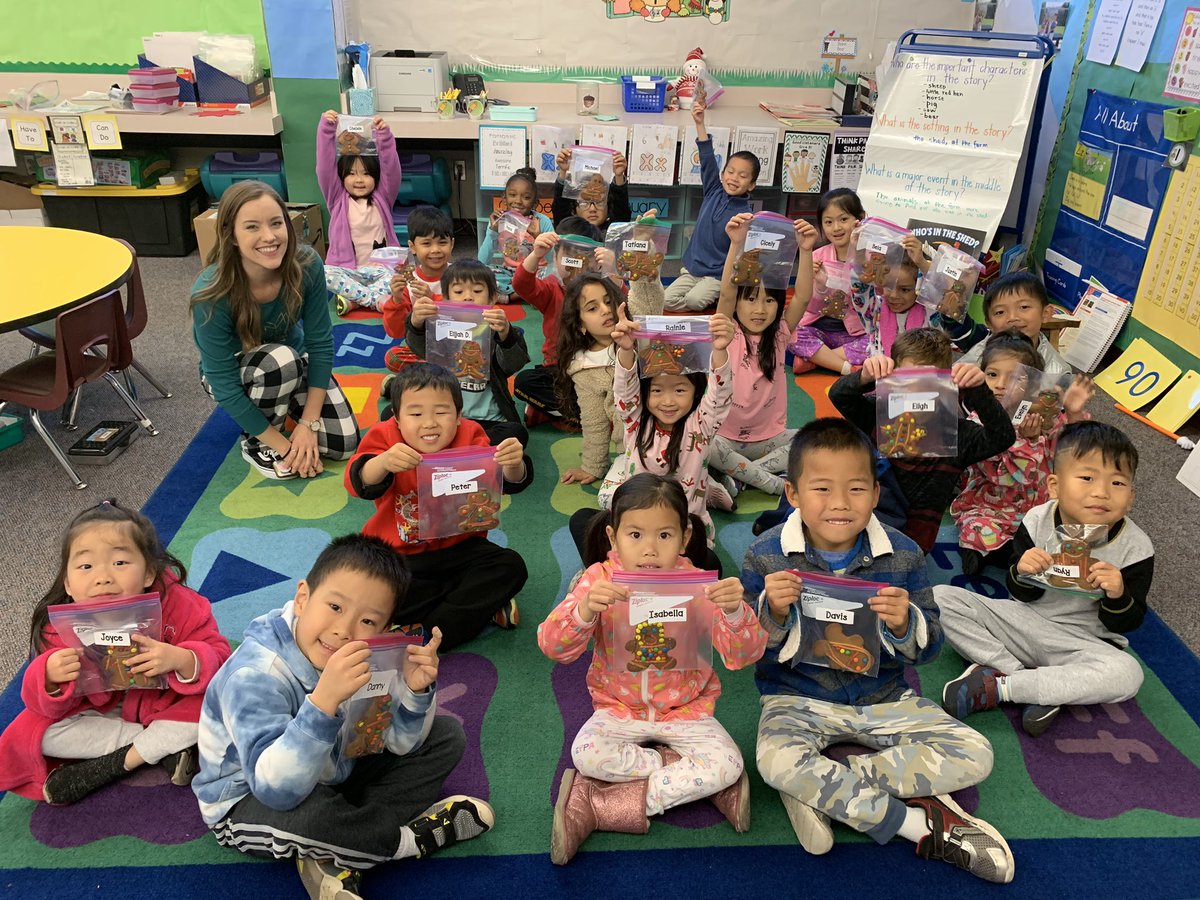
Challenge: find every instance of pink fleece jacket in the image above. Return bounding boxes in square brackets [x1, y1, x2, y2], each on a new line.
[316, 117, 402, 270]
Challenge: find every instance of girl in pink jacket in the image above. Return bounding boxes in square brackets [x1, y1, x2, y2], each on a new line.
[316, 110, 402, 314]
[539, 475, 767, 864]
[0, 501, 230, 804]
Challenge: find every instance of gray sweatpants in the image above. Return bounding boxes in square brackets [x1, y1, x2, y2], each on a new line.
[42, 709, 198, 765]
[710, 431, 795, 495]
[934, 585, 1144, 707]
[757, 693, 993, 844]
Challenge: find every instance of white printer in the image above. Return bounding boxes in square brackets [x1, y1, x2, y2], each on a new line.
[370, 51, 450, 113]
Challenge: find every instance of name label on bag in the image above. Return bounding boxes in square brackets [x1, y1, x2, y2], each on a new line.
[623, 239, 651, 252]
[352, 669, 396, 701]
[1050, 564, 1080, 578]
[431, 469, 486, 497]
[746, 232, 780, 251]
[938, 260, 964, 279]
[93, 630, 132, 646]
[888, 391, 938, 418]
[581, 160, 603, 173]
[435, 320, 475, 342]
[801, 595, 856, 624]
[1012, 399, 1033, 424]
[629, 591, 692, 625]
[562, 255, 584, 269]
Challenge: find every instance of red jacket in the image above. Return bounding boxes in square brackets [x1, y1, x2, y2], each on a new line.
[0, 574, 230, 800]
[511, 265, 564, 365]
[382, 267, 444, 342]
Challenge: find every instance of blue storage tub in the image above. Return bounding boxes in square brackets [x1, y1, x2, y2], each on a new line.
[621, 76, 667, 113]
[392, 202, 453, 244]
[201, 152, 287, 200]
[396, 154, 450, 207]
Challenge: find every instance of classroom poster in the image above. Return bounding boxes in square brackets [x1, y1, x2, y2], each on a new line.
[828, 130, 868, 191]
[855, 51, 1041, 254]
[733, 126, 779, 187]
[678, 125, 731, 186]
[629, 124, 679, 186]
[906, 218, 987, 256]
[1044, 90, 1173, 310]
[478, 125, 527, 190]
[781, 132, 829, 193]
[1164, 7, 1200, 101]
[1132, 159, 1200, 356]
[50, 143, 94, 186]
[530, 126, 575, 184]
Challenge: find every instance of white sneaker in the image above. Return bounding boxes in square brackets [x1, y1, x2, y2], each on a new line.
[296, 857, 362, 900]
[779, 791, 834, 855]
[241, 443, 297, 480]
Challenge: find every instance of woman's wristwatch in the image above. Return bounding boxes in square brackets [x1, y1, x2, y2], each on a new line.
[299, 418, 322, 432]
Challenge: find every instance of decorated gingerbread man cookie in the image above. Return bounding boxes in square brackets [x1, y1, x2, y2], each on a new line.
[731, 249, 763, 286]
[619, 249, 665, 281]
[812, 623, 874, 674]
[458, 490, 501, 532]
[879, 411, 928, 457]
[454, 342, 488, 385]
[337, 129, 365, 156]
[639, 340, 687, 377]
[346, 695, 393, 758]
[625, 621, 678, 672]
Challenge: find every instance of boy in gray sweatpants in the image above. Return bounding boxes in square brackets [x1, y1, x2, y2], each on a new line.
[938, 421, 1152, 738]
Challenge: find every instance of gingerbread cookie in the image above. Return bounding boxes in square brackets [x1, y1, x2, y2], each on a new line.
[821, 290, 849, 319]
[94, 644, 157, 690]
[879, 411, 928, 457]
[458, 490, 501, 532]
[1028, 389, 1061, 435]
[938, 281, 967, 320]
[578, 174, 608, 205]
[498, 230, 524, 262]
[731, 249, 763, 287]
[454, 342, 488, 385]
[1048, 537, 1093, 589]
[639, 340, 687, 377]
[625, 621, 678, 672]
[346, 695, 393, 758]
[812, 623, 874, 674]
[618, 249, 665, 282]
[337, 129, 366, 156]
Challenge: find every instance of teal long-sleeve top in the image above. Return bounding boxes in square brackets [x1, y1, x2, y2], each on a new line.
[191, 250, 334, 437]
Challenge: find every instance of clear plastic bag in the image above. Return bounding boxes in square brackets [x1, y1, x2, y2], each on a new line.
[555, 235, 611, 287]
[606, 219, 671, 282]
[563, 145, 616, 201]
[874, 368, 960, 458]
[732, 212, 798, 291]
[1016, 523, 1108, 597]
[46, 593, 166, 695]
[425, 301, 493, 392]
[338, 632, 423, 759]
[367, 246, 411, 274]
[606, 570, 717, 674]
[632, 315, 710, 336]
[1001, 366, 1072, 435]
[851, 217, 910, 293]
[495, 211, 532, 266]
[698, 71, 725, 106]
[815, 259, 854, 319]
[417, 446, 503, 541]
[917, 245, 984, 319]
[634, 328, 714, 377]
[792, 572, 885, 677]
[336, 115, 377, 156]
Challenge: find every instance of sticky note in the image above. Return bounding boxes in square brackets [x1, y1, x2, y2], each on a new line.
[1146, 370, 1200, 433]
[10, 117, 47, 151]
[82, 114, 122, 150]
[1094, 338, 1181, 409]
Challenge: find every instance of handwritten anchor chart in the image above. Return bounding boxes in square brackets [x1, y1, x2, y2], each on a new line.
[856, 51, 1041, 250]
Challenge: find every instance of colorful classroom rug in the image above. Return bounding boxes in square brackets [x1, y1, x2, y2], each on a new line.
[2, 305, 1200, 899]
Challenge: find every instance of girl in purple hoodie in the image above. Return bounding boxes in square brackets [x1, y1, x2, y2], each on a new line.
[316, 110, 402, 314]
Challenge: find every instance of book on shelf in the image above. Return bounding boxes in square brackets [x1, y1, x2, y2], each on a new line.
[1061, 283, 1132, 373]
[758, 101, 840, 128]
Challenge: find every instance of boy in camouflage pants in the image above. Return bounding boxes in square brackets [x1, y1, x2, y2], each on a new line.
[741, 419, 1013, 883]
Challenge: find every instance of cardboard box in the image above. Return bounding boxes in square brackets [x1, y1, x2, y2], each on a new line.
[0, 180, 44, 210]
[194, 202, 325, 263]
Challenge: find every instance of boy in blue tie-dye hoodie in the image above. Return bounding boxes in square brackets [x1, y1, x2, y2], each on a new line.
[193, 534, 495, 900]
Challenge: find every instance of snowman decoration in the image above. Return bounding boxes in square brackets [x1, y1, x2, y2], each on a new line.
[668, 47, 708, 111]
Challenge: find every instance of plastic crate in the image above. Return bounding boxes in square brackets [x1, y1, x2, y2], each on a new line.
[201, 152, 286, 200]
[621, 76, 667, 113]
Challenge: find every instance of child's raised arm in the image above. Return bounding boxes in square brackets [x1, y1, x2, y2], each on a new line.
[373, 116, 402, 206]
[611, 301, 639, 370]
[786, 219, 820, 331]
[716, 212, 754, 319]
[692, 90, 709, 142]
[315, 111, 342, 205]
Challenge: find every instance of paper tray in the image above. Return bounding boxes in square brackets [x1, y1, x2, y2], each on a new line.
[489, 105, 538, 122]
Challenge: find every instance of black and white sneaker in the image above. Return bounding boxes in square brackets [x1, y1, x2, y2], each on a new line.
[241, 442, 297, 480]
[160, 745, 199, 786]
[408, 795, 495, 858]
[296, 857, 363, 900]
[908, 794, 1015, 883]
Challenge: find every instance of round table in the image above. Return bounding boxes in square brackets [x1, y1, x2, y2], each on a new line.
[0, 226, 135, 333]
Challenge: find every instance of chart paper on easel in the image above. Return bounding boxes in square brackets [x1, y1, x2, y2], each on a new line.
[1133, 162, 1200, 357]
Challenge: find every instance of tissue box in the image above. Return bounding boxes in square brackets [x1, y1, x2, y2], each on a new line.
[348, 88, 376, 115]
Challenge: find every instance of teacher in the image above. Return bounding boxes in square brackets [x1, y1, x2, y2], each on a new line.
[191, 181, 359, 479]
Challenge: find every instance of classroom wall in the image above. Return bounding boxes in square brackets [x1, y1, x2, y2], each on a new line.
[0, 2, 269, 69]
[345, 0, 973, 85]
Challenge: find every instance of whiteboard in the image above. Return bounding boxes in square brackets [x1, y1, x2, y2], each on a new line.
[346, 1, 974, 77]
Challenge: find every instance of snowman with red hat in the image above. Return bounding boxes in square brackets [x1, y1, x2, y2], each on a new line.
[667, 47, 708, 111]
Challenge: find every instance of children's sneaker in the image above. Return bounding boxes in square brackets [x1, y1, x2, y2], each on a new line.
[241, 443, 297, 480]
[778, 790, 834, 855]
[959, 548, 984, 577]
[941, 663, 1004, 720]
[43, 744, 132, 806]
[160, 746, 199, 786]
[710, 769, 751, 833]
[408, 795, 495, 858]
[492, 597, 520, 630]
[1021, 703, 1061, 737]
[334, 294, 353, 317]
[908, 794, 1015, 884]
[296, 857, 363, 900]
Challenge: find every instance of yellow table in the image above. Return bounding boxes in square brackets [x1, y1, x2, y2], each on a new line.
[0, 226, 134, 333]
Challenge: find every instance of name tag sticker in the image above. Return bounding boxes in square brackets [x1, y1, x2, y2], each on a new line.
[623, 239, 651, 252]
[562, 255, 584, 269]
[351, 669, 396, 701]
[1050, 563, 1080, 578]
[888, 392, 938, 418]
[746, 232, 780, 251]
[629, 591, 692, 625]
[435, 319, 475, 342]
[431, 469, 486, 497]
[800, 593, 862, 625]
[93, 630, 132, 647]
[1012, 399, 1033, 424]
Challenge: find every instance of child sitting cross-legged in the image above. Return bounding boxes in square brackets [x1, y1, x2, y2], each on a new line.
[193, 534, 494, 900]
[937, 421, 1151, 739]
[345, 364, 533, 648]
[743, 419, 1013, 883]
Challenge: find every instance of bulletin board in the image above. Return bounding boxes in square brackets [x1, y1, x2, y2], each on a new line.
[344, 0, 973, 84]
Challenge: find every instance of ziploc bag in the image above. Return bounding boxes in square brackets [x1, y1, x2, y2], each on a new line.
[426, 301, 492, 392]
[367, 246, 410, 274]
[416, 445, 503, 541]
[793, 572, 885, 677]
[634, 327, 714, 377]
[46, 593, 166, 695]
[338, 632, 423, 759]
[606, 570, 717, 674]
[917, 245, 984, 319]
[815, 259, 854, 319]
[732, 212, 798, 291]
[1016, 523, 1107, 597]
[852, 217, 909, 292]
[633, 315, 710, 335]
[1001, 366, 1071, 435]
[874, 368, 960, 458]
[607, 219, 671, 282]
[495, 211, 532, 266]
[336, 115, 377, 156]
[563, 146, 616, 201]
[555, 235, 610, 287]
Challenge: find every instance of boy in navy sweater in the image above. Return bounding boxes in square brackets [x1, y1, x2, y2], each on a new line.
[664, 91, 757, 311]
[742, 419, 1013, 883]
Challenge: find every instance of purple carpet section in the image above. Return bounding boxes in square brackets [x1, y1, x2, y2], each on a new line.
[436, 652, 497, 801]
[1005, 698, 1200, 819]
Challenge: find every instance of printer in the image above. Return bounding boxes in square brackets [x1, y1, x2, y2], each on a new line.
[371, 51, 450, 113]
